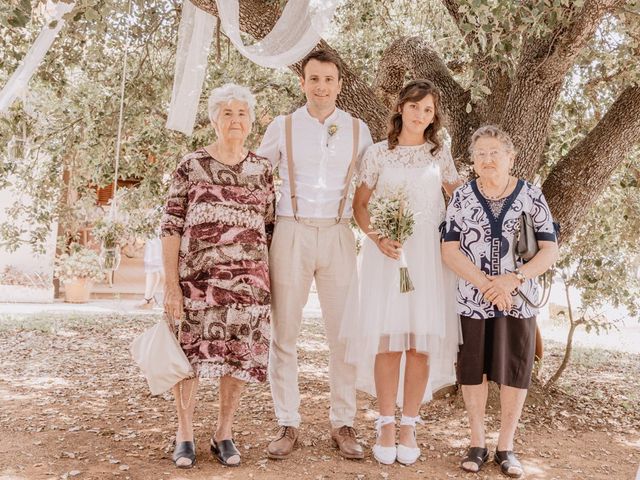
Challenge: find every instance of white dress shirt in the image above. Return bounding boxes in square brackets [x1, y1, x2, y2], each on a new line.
[257, 105, 373, 219]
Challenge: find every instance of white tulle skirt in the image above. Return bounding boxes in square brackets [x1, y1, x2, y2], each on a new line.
[341, 220, 462, 405]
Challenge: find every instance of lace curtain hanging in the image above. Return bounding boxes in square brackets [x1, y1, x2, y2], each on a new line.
[0, 0, 75, 114]
[166, 0, 341, 136]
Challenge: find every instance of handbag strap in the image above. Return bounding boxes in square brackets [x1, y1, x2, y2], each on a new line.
[284, 114, 360, 224]
[512, 240, 553, 309]
[516, 270, 553, 309]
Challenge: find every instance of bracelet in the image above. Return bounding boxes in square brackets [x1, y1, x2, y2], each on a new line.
[513, 268, 526, 284]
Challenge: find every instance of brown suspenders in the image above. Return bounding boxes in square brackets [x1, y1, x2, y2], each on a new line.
[284, 114, 360, 223]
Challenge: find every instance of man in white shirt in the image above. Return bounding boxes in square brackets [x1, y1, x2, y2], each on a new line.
[257, 49, 373, 460]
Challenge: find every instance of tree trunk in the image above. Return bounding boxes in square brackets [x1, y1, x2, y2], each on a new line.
[188, 0, 639, 242]
[188, 0, 389, 139]
[373, 36, 481, 162]
[545, 321, 578, 389]
[543, 86, 640, 240]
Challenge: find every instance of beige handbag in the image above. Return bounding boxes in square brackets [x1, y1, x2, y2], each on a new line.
[130, 314, 194, 395]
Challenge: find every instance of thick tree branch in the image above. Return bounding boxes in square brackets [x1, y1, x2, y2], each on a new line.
[438, 1, 512, 125]
[440, 0, 467, 39]
[188, 0, 388, 139]
[543, 86, 640, 241]
[482, 71, 512, 124]
[440, 0, 462, 24]
[189, 0, 279, 39]
[373, 36, 480, 163]
[439, 0, 481, 52]
[523, 0, 624, 80]
[502, 0, 624, 179]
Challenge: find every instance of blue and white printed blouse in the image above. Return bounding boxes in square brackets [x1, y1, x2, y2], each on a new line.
[442, 179, 557, 320]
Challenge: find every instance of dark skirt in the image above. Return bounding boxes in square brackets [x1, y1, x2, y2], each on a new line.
[456, 314, 536, 389]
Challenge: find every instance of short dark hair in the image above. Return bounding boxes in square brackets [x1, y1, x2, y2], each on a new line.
[300, 49, 344, 79]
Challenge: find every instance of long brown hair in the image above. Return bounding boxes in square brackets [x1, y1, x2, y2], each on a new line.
[387, 79, 444, 154]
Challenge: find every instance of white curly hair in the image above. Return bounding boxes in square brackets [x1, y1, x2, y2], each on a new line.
[207, 83, 256, 124]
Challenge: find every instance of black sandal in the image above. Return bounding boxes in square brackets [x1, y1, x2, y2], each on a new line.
[494, 449, 524, 478]
[460, 446, 489, 473]
[172, 440, 196, 469]
[211, 438, 241, 467]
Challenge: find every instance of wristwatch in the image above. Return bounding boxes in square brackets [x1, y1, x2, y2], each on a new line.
[513, 268, 526, 284]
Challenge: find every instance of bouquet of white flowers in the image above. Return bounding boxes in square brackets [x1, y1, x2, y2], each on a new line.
[368, 187, 415, 293]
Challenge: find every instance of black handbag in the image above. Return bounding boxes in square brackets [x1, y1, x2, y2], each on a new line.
[512, 212, 556, 308]
[515, 212, 539, 261]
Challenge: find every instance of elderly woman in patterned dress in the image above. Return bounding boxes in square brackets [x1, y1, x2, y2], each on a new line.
[161, 83, 275, 469]
[441, 125, 558, 478]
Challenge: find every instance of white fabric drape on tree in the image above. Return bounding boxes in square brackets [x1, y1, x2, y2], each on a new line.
[216, 0, 339, 68]
[0, 0, 75, 114]
[164, 0, 216, 136]
[166, 0, 341, 136]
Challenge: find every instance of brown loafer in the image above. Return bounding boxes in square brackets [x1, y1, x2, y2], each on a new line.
[331, 425, 364, 459]
[267, 426, 298, 459]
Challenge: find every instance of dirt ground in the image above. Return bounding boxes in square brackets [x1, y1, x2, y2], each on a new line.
[0, 312, 639, 480]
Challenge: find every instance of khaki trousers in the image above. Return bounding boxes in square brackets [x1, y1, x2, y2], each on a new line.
[268, 216, 357, 428]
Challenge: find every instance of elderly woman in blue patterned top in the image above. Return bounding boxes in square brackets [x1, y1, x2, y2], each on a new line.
[441, 125, 558, 478]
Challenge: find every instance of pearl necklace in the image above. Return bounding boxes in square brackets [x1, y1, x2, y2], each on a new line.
[479, 177, 511, 200]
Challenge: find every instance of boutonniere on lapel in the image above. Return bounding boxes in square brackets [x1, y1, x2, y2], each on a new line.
[326, 124, 338, 147]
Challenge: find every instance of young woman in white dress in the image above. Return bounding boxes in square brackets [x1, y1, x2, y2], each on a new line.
[342, 80, 462, 465]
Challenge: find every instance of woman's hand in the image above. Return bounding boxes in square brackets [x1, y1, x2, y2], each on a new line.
[164, 283, 184, 323]
[481, 274, 520, 310]
[492, 292, 513, 312]
[374, 236, 402, 260]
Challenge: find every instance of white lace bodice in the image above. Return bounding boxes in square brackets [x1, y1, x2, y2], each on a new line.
[357, 140, 460, 225]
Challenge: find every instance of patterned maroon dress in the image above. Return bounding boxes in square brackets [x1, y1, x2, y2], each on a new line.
[161, 149, 275, 383]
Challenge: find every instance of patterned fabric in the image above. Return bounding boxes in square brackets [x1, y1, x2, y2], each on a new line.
[442, 179, 556, 320]
[161, 148, 275, 382]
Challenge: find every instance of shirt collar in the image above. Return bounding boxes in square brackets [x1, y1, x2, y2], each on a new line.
[300, 104, 341, 126]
